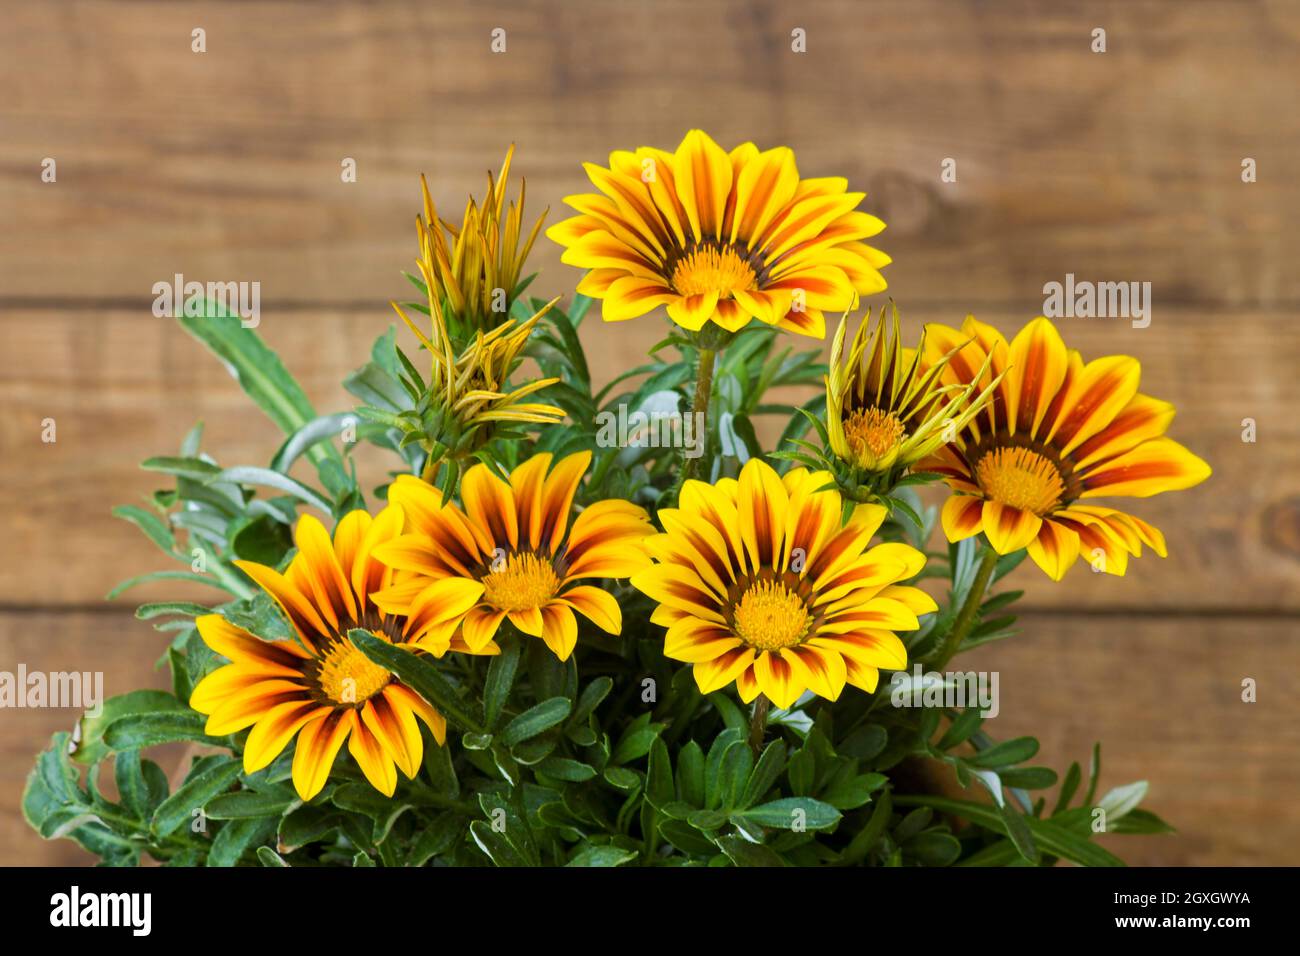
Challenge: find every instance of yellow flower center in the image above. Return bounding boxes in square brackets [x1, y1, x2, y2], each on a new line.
[732, 580, 811, 651]
[843, 407, 907, 468]
[317, 635, 392, 705]
[975, 446, 1066, 515]
[671, 245, 757, 299]
[482, 552, 560, 612]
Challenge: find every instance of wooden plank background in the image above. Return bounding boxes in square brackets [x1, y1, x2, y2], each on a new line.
[2, 0, 1297, 865]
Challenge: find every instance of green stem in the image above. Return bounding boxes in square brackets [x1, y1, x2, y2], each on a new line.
[748, 695, 771, 756]
[931, 545, 999, 670]
[209, 560, 254, 601]
[671, 347, 716, 504]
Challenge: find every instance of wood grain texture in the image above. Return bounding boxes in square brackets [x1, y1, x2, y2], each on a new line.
[1, 0, 1298, 306]
[1, 0, 1296, 866]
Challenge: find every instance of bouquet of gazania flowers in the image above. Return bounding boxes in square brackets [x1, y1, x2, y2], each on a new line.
[26, 132, 1210, 867]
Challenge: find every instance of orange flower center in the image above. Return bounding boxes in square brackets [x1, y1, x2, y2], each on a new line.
[482, 552, 560, 612]
[317, 635, 392, 705]
[733, 580, 810, 651]
[975, 446, 1066, 515]
[843, 407, 907, 468]
[671, 245, 757, 299]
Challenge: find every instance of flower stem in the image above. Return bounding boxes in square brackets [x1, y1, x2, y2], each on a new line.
[670, 346, 716, 504]
[931, 545, 1000, 670]
[749, 694, 771, 755]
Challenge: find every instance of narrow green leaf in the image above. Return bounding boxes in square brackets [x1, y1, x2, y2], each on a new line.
[152, 757, 241, 837]
[212, 466, 332, 514]
[177, 302, 338, 470]
[348, 630, 485, 733]
[735, 797, 841, 832]
[483, 640, 521, 731]
[500, 697, 571, 748]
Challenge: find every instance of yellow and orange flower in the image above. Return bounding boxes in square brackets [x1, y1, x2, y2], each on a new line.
[631, 458, 936, 710]
[373, 451, 653, 661]
[546, 129, 890, 339]
[827, 302, 999, 476]
[919, 316, 1211, 580]
[189, 507, 493, 801]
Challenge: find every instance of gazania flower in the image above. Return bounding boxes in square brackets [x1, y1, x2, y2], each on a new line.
[189, 508, 493, 800]
[919, 316, 1212, 580]
[826, 303, 998, 478]
[373, 451, 653, 661]
[546, 129, 890, 339]
[414, 145, 547, 333]
[388, 155, 564, 474]
[630, 458, 936, 709]
[390, 300, 566, 477]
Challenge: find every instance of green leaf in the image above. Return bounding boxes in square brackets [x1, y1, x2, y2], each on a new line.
[208, 817, 277, 867]
[177, 301, 338, 470]
[103, 712, 226, 752]
[840, 788, 892, 865]
[135, 602, 212, 621]
[112, 505, 177, 556]
[821, 772, 887, 811]
[204, 789, 299, 820]
[611, 714, 665, 765]
[231, 514, 294, 565]
[483, 640, 522, 731]
[152, 757, 241, 837]
[257, 846, 291, 867]
[1084, 742, 1103, 807]
[566, 844, 638, 867]
[739, 740, 786, 809]
[278, 805, 342, 853]
[906, 832, 962, 866]
[568, 676, 613, 728]
[469, 820, 528, 867]
[141, 456, 223, 480]
[937, 708, 984, 751]
[677, 741, 705, 807]
[734, 797, 842, 832]
[72, 690, 189, 765]
[1053, 761, 1083, 815]
[895, 795, 1123, 867]
[1108, 808, 1176, 835]
[270, 412, 358, 473]
[331, 783, 413, 844]
[212, 467, 332, 514]
[348, 630, 485, 733]
[715, 835, 786, 867]
[998, 801, 1040, 864]
[114, 751, 168, 820]
[106, 570, 240, 601]
[967, 736, 1039, 768]
[998, 767, 1059, 790]
[406, 813, 465, 865]
[1097, 781, 1148, 822]
[536, 757, 596, 783]
[500, 697, 571, 748]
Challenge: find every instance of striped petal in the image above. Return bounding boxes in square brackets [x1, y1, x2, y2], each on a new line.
[1025, 518, 1081, 581]
[981, 501, 1043, 554]
[674, 129, 733, 242]
[1079, 437, 1211, 498]
[291, 711, 352, 801]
